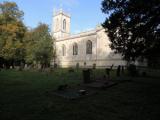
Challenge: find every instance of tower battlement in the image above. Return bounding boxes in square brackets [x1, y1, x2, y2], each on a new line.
[53, 9, 70, 18]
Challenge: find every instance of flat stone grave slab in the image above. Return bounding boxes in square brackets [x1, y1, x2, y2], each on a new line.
[52, 87, 97, 100]
[51, 80, 119, 99]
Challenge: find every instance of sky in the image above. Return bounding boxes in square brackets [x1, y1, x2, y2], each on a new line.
[1, 0, 107, 34]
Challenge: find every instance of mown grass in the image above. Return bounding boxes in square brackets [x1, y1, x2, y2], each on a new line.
[0, 69, 160, 120]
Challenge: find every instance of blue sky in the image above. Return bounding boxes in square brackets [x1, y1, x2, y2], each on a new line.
[1, 0, 106, 34]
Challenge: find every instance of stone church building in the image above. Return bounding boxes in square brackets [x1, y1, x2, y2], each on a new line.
[51, 10, 126, 68]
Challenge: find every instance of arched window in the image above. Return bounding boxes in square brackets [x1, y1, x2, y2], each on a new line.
[86, 40, 92, 54]
[62, 44, 66, 56]
[73, 43, 78, 55]
[63, 19, 66, 30]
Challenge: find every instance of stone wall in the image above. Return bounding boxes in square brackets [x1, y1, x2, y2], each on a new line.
[54, 27, 126, 68]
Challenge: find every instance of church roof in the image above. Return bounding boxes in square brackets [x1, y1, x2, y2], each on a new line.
[57, 26, 104, 41]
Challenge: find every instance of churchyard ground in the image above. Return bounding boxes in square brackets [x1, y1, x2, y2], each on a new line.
[0, 69, 160, 120]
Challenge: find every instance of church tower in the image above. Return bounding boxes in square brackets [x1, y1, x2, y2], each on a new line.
[52, 9, 71, 39]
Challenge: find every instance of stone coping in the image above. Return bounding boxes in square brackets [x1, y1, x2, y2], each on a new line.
[56, 27, 104, 41]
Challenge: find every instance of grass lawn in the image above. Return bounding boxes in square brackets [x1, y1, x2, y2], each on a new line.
[0, 69, 160, 120]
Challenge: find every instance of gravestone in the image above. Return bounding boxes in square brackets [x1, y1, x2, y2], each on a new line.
[116, 65, 121, 77]
[54, 63, 58, 68]
[121, 66, 124, 74]
[105, 65, 114, 80]
[83, 69, 91, 84]
[105, 68, 110, 79]
[76, 63, 79, 69]
[93, 63, 96, 69]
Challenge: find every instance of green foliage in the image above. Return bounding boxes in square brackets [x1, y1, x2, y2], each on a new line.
[102, 0, 160, 65]
[0, 1, 26, 61]
[24, 23, 54, 68]
[0, 1, 23, 23]
[0, 1, 55, 68]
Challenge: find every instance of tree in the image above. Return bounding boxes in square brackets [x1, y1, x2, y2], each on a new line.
[102, 0, 160, 67]
[0, 1, 26, 68]
[24, 23, 54, 69]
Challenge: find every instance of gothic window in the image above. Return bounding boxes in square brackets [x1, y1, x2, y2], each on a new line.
[63, 19, 66, 30]
[62, 44, 66, 56]
[86, 40, 92, 54]
[73, 43, 78, 55]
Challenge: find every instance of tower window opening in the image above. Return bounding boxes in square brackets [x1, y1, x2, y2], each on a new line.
[63, 19, 66, 31]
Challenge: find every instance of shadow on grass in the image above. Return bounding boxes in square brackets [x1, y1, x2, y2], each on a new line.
[0, 69, 160, 120]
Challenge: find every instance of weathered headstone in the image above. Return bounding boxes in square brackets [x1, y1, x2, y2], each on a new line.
[121, 66, 124, 74]
[83, 69, 91, 84]
[105, 64, 114, 80]
[76, 63, 79, 69]
[54, 63, 57, 68]
[93, 63, 96, 69]
[116, 65, 121, 77]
